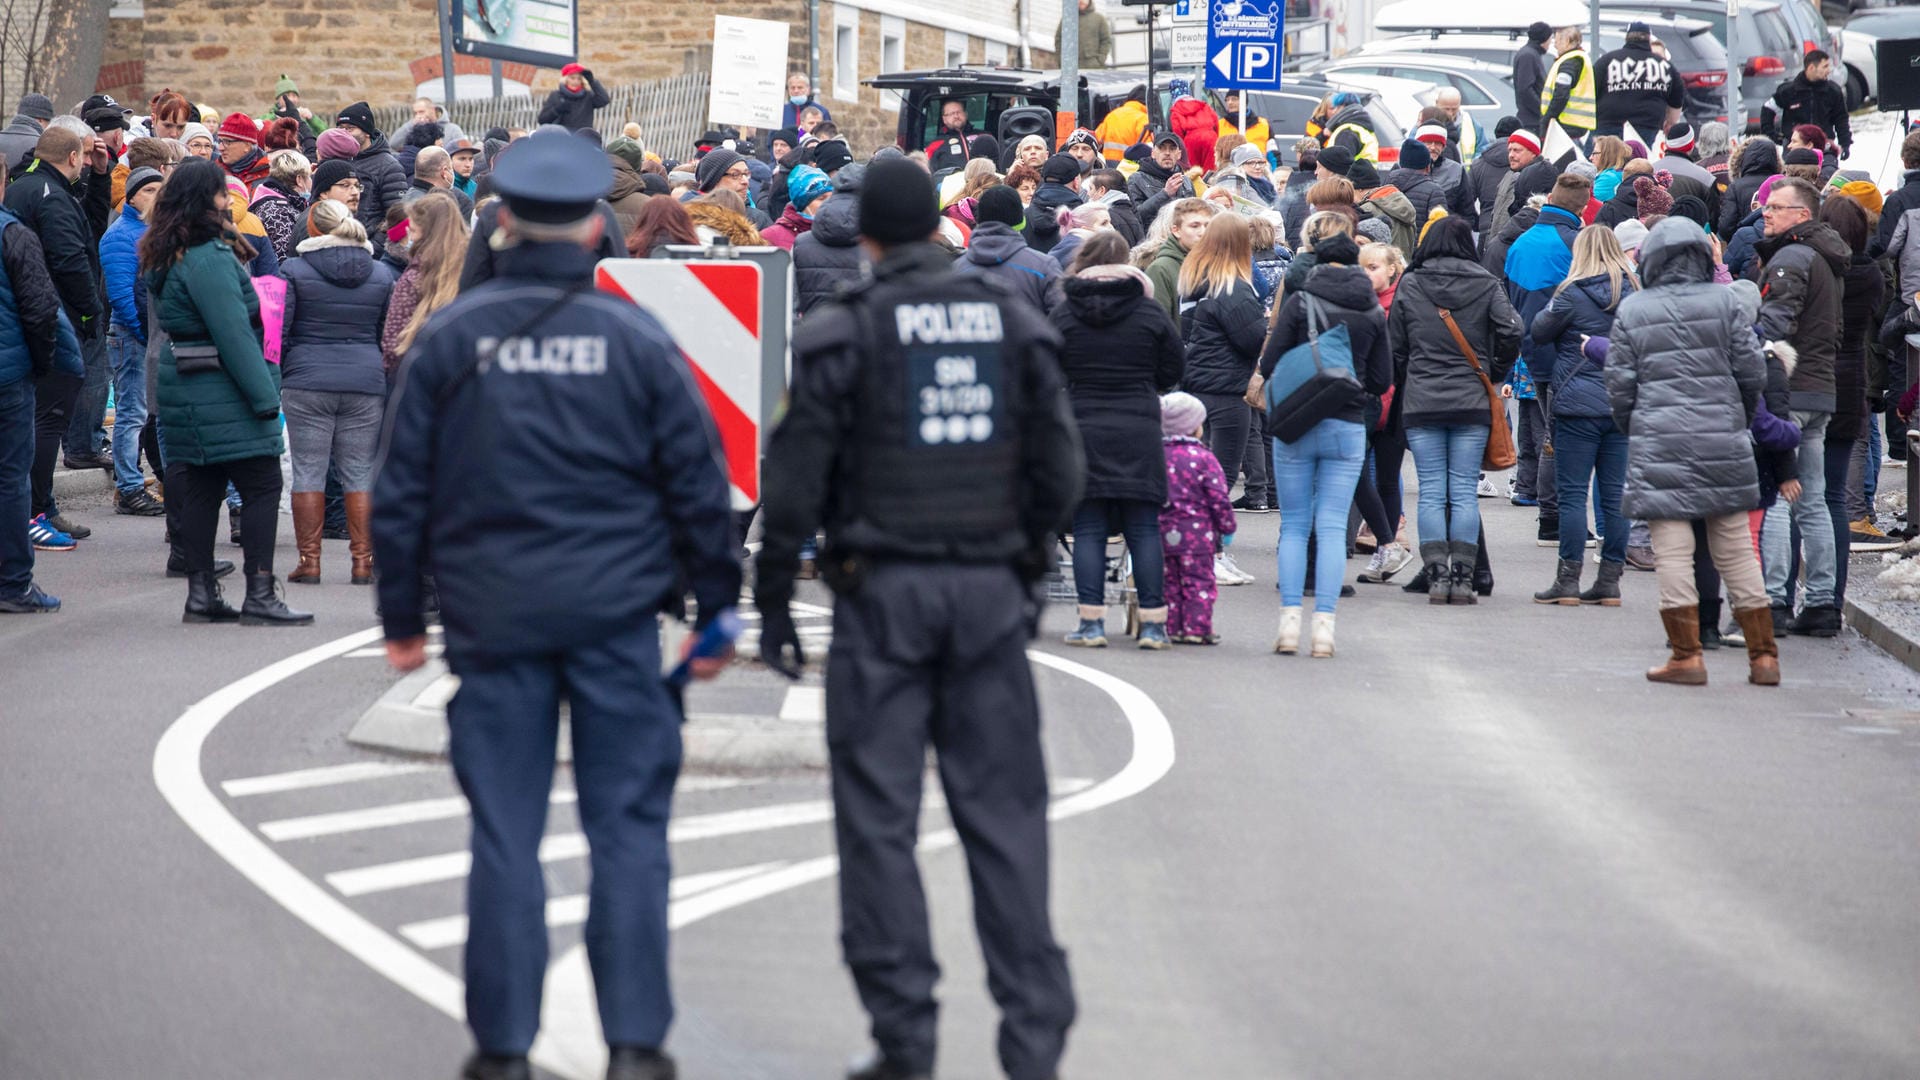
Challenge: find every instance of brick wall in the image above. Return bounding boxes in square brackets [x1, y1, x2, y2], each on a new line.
[95, 16, 146, 105]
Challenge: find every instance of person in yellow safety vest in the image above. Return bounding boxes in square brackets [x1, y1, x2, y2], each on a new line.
[1323, 92, 1381, 162]
[1217, 90, 1271, 151]
[1093, 87, 1151, 162]
[1542, 26, 1596, 140]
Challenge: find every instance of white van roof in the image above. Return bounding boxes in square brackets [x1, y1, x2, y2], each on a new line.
[1373, 0, 1591, 33]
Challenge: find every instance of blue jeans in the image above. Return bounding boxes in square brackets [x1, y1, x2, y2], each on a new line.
[1273, 418, 1366, 613]
[107, 333, 147, 495]
[1763, 410, 1837, 609]
[0, 378, 34, 597]
[1071, 498, 1165, 610]
[1405, 424, 1490, 551]
[1553, 415, 1628, 564]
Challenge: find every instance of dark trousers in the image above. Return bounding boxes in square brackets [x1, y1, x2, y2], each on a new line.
[1070, 498, 1165, 609]
[1554, 416, 1628, 564]
[1827, 436, 1854, 603]
[1514, 397, 1559, 514]
[825, 563, 1075, 1080]
[1372, 427, 1406, 529]
[30, 369, 80, 518]
[0, 378, 33, 597]
[1240, 420, 1274, 503]
[447, 624, 679, 1055]
[1693, 520, 1724, 630]
[1196, 392, 1250, 493]
[63, 332, 110, 458]
[174, 455, 282, 575]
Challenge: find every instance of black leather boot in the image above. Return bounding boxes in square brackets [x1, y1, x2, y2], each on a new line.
[239, 572, 314, 626]
[457, 1054, 530, 1080]
[606, 1046, 678, 1080]
[183, 571, 241, 624]
[168, 552, 234, 579]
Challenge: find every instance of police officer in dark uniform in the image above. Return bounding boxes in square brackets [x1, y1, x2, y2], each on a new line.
[755, 157, 1084, 1080]
[371, 130, 740, 1080]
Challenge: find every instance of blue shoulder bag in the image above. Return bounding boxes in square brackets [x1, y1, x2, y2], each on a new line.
[1263, 295, 1361, 444]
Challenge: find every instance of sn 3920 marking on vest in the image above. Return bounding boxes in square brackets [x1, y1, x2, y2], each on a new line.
[475, 335, 610, 376]
[898, 302, 1007, 448]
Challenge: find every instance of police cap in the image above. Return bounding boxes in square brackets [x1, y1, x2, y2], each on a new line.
[489, 130, 613, 225]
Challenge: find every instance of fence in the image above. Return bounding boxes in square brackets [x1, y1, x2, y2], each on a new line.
[372, 71, 713, 161]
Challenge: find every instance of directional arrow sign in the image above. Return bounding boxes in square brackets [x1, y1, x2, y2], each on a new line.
[1210, 43, 1233, 79]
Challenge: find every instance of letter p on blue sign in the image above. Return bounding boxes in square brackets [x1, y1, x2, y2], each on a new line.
[1238, 43, 1276, 82]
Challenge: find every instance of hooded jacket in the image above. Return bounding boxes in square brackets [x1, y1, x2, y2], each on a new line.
[1256, 259, 1393, 430]
[1143, 234, 1187, 327]
[1606, 218, 1766, 519]
[1179, 275, 1267, 396]
[1831, 250, 1885, 442]
[1026, 180, 1084, 253]
[1529, 272, 1637, 419]
[1388, 255, 1522, 428]
[1462, 137, 1511, 231]
[1127, 134, 1193, 225]
[605, 155, 650, 237]
[1724, 207, 1765, 280]
[4, 159, 107, 339]
[1093, 190, 1144, 246]
[1718, 137, 1779, 241]
[1383, 167, 1447, 229]
[351, 134, 408, 254]
[791, 185, 867, 316]
[0, 114, 42, 178]
[1504, 203, 1583, 384]
[954, 220, 1060, 313]
[1169, 97, 1221, 171]
[686, 201, 764, 247]
[1754, 218, 1850, 412]
[759, 203, 814, 251]
[1359, 184, 1419, 260]
[1049, 267, 1184, 503]
[280, 233, 396, 396]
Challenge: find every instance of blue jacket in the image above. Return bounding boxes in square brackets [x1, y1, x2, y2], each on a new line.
[99, 204, 147, 342]
[954, 221, 1060, 314]
[1504, 204, 1581, 385]
[280, 235, 395, 396]
[1529, 273, 1636, 419]
[1724, 208, 1764, 280]
[0, 207, 80, 385]
[371, 240, 741, 656]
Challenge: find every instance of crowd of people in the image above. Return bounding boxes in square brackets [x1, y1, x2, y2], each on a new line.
[0, 48, 1913, 686]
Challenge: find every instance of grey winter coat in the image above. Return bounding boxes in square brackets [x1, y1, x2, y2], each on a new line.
[0, 114, 40, 178]
[1606, 218, 1766, 520]
[1755, 219, 1851, 413]
[954, 221, 1060, 314]
[1388, 255, 1522, 428]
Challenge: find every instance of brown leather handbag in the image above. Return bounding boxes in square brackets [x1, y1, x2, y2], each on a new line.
[1437, 307, 1517, 470]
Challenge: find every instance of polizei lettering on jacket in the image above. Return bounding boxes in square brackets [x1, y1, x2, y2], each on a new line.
[475, 335, 610, 375]
[893, 302, 1005, 345]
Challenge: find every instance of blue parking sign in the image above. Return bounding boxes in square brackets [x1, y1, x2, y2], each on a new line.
[1205, 0, 1284, 92]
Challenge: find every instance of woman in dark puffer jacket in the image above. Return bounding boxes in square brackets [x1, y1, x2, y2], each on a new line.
[1717, 136, 1779, 241]
[1821, 195, 1886, 603]
[791, 164, 870, 317]
[1178, 213, 1270, 586]
[1389, 216, 1522, 604]
[1528, 224, 1638, 606]
[1051, 231, 1185, 649]
[279, 198, 395, 587]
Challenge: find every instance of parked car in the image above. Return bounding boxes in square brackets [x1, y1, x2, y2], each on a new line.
[1838, 4, 1920, 110]
[1600, 0, 1807, 131]
[1210, 76, 1411, 166]
[1306, 53, 1518, 135]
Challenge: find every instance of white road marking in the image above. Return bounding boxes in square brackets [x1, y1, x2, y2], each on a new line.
[777, 685, 825, 722]
[260, 789, 578, 842]
[344, 643, 445, 660]
[155, 634, 1174, 1080]
[397, 863, 789, 951]
[222, 761, 435, 797]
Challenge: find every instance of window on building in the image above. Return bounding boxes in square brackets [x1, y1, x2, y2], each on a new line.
[833, 9, 860, 102]
[985, 40, 1009, 67]
[945, 30, 969, 69]
[881, 16, 906, 108]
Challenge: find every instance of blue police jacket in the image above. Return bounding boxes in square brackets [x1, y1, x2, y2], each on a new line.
[371, 240, 742, 657]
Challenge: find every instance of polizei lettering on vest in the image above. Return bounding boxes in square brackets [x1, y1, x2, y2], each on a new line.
[475, 335, 610, 375]
[893, 302, 1006, 345]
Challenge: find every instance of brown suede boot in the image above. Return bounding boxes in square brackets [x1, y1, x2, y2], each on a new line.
[1735, 606, 1781, 686]
[1648, 605, 1707, 685]
[344, 491, 374, 585]
[287, 492, 324, 584]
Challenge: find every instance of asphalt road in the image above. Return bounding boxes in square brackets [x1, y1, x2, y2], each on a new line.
[4, 476, 1920, 1079]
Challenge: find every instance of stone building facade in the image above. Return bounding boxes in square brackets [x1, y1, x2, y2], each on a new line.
[97, 0, 1064, 154]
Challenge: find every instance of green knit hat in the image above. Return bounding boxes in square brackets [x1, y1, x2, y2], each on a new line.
[274, 74, 299, 98]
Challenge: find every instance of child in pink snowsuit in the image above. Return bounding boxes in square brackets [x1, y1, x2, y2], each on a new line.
[1160, 392, 1237, 643]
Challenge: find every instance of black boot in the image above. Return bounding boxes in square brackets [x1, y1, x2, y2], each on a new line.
[606, 1046, 678, 1080]
[228, 503, 242, 545]
[1403, 562, 1431, 594]
[1699, 595, 1724, 650]
[1579, 559, 1624, 607]
[1448, 541, 1478, 605]
[168, 552, 234, 579]
[458, 1053, 530, 1080]
[1533, 558, 1584, 605]
[239, 572, 314, 626]
[183, 571, 241, 624]
[1420, 541, 1451, 604]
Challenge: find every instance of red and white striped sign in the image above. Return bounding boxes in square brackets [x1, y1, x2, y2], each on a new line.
[595, 259, 765, 509]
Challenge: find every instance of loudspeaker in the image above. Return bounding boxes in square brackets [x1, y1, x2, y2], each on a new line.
[1877, 37, 1920, 113]
[997, 107, 1054, 152]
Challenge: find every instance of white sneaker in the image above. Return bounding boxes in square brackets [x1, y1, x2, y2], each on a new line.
[1217, 552, 1254, 585]
[1502, 480, 1518, 501]
[1476, 475, 1497, 498]
[1375, 542, 1413, 581]
[1310, 611, 1336, 658]
[1274, 606, 1302, 654]
[1358, 547, 1390, 583]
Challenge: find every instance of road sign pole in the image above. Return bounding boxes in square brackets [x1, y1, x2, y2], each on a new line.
[1060, 0, 1079, 145]
[1146, 3, 1157, 131]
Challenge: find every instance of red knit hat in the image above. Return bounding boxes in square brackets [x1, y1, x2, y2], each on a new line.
[561, 63, 587, 77]
[217, 112, 261, 146]
[1508, 128, 1542, 155]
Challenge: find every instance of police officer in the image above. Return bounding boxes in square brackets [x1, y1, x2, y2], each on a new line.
[371, 130, 740, 1080]
[755, 157, 1084, 1080]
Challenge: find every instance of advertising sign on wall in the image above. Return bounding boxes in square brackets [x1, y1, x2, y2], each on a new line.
[454, 0, 578, 69]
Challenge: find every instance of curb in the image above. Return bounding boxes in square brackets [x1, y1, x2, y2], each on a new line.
[1844, 594, 1920, 675]
[53, 467, 113, 501]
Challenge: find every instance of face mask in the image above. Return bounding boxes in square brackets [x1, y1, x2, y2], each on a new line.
[790, 95, 807, 106]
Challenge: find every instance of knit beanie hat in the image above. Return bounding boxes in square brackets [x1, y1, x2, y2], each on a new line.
[1494, 116, 1523, 139]
[1398, 139, 1432, 171]
[1161, 392, 1206, 438]
[1755, 174, 1784, 211]
[1317, 145, 1353, 176]
[604, 135, 646, 172]
[1313, 232, 1361, 266]
[1064, 129, 1099, 155]
[16, 93, 53, 122]
[274, 74, 299, 98]
[1349, 158, 1381, 189]
[1122, 143, 1153, 164]
[1840, 179, 1884, 214]
[1231, 143, 1263, 168]
[1356, 216, 1393, 245]
[1613, 218, 1649, 254]
[1784, 147, 1822, 168]
[123, 166, 164, 203]
[217, 112, 261, 146]
[180, 121, 213, 149]
[976, 184, 1025, 228]
[334, 101, 378, 137]
[812, 139, 854, 176]
[787, 164, 834, 210]
[858, 157, 941, 244]
[262, 117, 301, 152]
[1527, 20, 1552, 43]
[695, 147, 744, 192]
[1670, 194, 1710, 229]
[1634, 175, 1673, 221]
[312, 158, 355, 196]
[316, 128, 359, 162]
